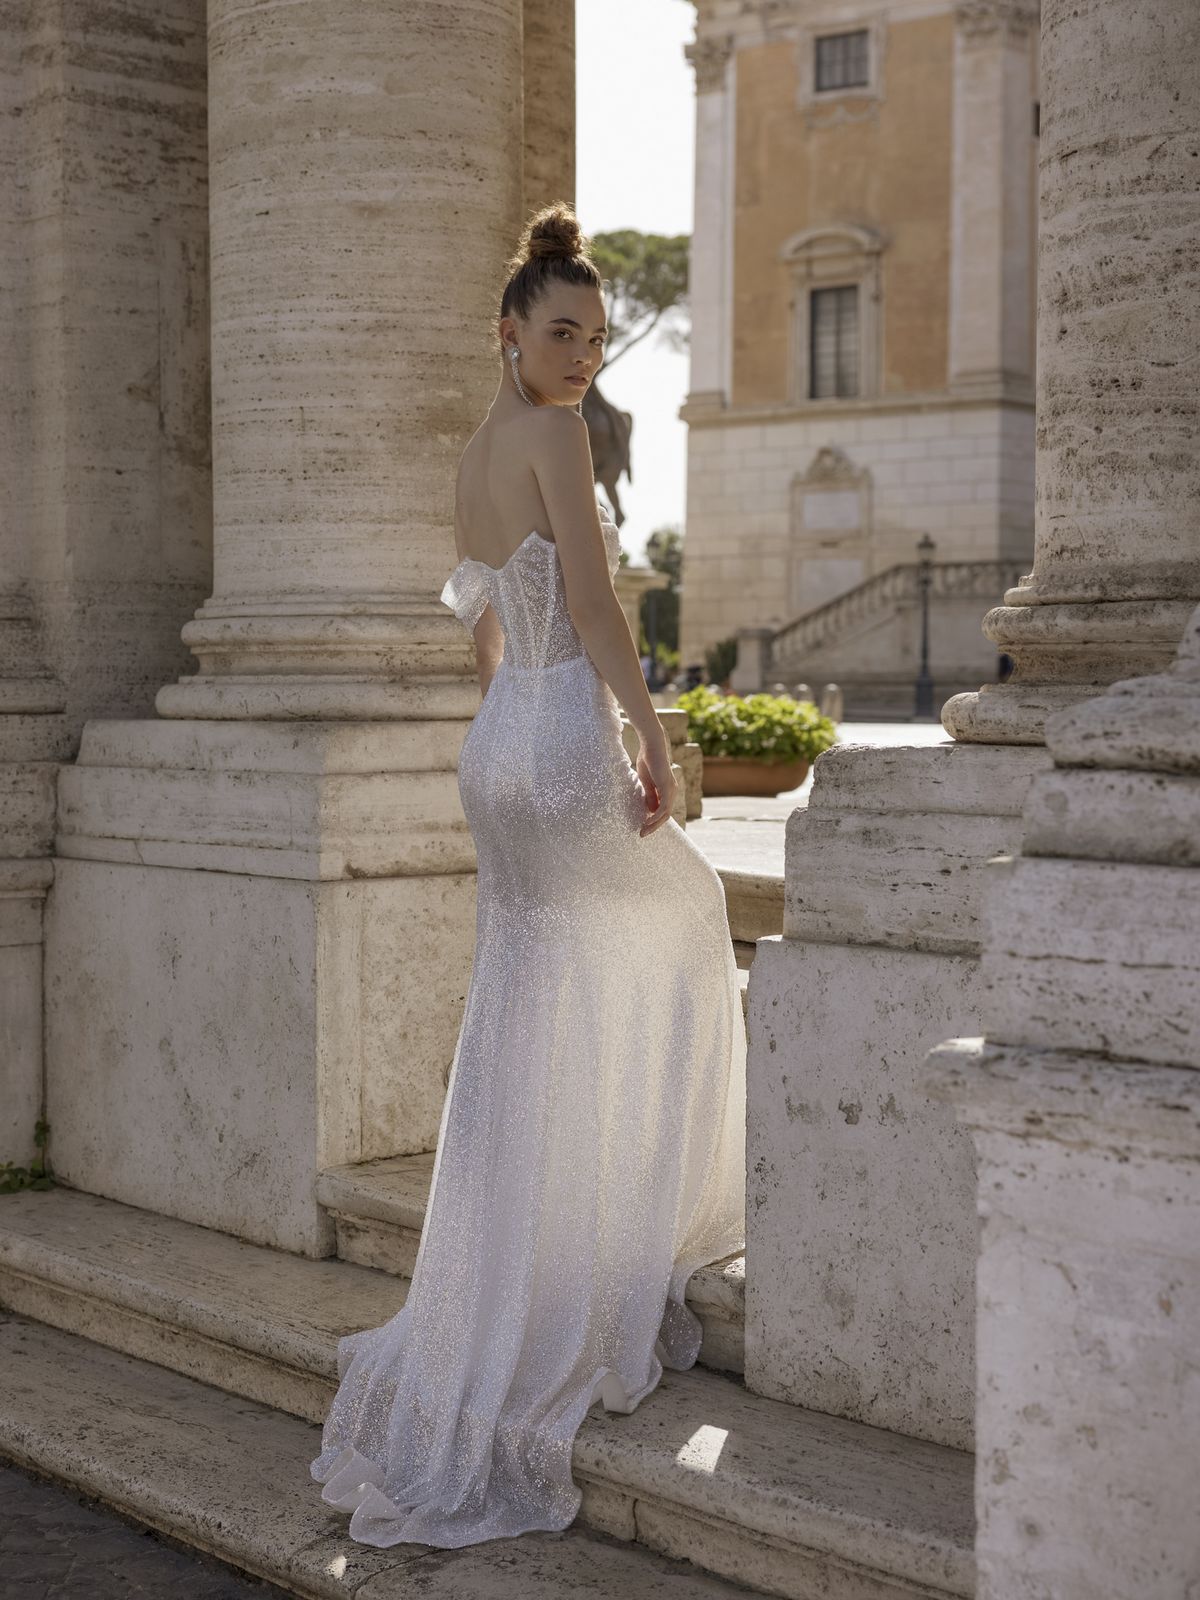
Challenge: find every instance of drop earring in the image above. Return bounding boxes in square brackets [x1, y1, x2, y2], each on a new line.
[509, 345, 535, 407]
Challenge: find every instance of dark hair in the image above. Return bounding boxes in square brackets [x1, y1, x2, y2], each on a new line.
[496, 201, 605, 355]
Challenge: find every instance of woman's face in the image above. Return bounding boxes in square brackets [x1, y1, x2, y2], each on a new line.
[507, 283, 608, 406]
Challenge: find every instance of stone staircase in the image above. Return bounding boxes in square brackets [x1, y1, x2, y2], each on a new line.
[0, 1186, 975, 1599]
[749, 557, 1029, 718]
[0, 844, 975, 1598]
[0, 1305, 759, 1599]
[772, 560, 1022, 666]
[317, 1153, 749, 1382]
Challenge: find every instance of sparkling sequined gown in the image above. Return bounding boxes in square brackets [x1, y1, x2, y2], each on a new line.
[310, 493, 746, 1548]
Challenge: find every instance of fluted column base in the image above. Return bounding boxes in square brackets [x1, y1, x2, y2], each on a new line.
[942, 594, 1196, 742]
[155, 599, 480, 720]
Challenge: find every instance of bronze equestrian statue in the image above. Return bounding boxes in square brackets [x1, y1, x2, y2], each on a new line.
[582, 381, 633, 527]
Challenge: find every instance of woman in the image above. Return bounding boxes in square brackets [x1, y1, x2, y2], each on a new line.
[310, 202, 746, 1549]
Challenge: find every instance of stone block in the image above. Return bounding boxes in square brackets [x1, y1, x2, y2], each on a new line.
[980, 855, 1200, 1068]
[745, 934, 979, 1450]
[924, 1040, 1200, 1598]
[784, 742, 1051, 955]
[44, 854, 474, 1254]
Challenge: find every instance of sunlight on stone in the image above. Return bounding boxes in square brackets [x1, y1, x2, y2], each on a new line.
[675, 1423, 730, 1473]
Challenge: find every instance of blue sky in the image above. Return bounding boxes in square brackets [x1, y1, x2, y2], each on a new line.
[576, 0, 697, 561]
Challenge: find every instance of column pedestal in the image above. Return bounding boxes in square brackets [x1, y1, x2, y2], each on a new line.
[923, 602, 1200, 1594]
[48, 718, 480, 1252]
[745, 739, 1051, 1450]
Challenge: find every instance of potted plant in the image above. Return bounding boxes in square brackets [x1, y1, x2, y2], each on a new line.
[674, 685, 839, 798]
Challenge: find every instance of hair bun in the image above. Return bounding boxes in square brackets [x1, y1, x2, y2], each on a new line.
[496, 202, 605, 355]
[523, 201, 588, 263]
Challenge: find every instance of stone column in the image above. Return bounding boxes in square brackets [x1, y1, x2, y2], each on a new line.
[944, 0, 1200, 743]
[682, 28, 735, 413]
[46, 0, 531, 1255]
[522, 0, 575, 214]
[154, 0, 523, 722]
[0, 592, 65, 1169]
[924, 606, 1200, 1596]
[2, 0, 211, 731]
[948, 0, 1038, 401]
[1, 1, 208, 1166]
[679, 23, 735, 674]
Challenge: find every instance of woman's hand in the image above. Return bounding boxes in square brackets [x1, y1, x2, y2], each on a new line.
[636, 729, 678, 837]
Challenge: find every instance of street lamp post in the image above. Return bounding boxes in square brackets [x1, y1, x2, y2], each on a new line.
[914, 533, 937, 719]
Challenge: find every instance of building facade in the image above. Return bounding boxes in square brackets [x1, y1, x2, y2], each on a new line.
[683, 0, 1039, 710]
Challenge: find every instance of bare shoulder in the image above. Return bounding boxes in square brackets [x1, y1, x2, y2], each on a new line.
[525, 406, 591, 473]
[531, 404, 586, 432]
[527, 405, 588, 445]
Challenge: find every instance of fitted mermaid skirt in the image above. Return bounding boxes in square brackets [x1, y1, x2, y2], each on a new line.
[310, 502, 746, 1548]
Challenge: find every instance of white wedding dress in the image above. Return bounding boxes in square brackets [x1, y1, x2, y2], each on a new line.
[310, 492, 746, 1548]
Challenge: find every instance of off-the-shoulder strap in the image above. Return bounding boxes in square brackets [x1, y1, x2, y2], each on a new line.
[439, 564, 491, 633]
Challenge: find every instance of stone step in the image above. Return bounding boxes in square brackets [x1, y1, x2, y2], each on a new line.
[0, 1308, 760, 1600]
[0, 1186, 975, 1600]
[315, 1154, 747, 1377]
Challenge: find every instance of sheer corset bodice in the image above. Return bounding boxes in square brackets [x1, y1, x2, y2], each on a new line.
[439, 501, 621, 669]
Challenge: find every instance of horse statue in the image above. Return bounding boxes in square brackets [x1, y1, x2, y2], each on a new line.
[581, 380, 633, 527]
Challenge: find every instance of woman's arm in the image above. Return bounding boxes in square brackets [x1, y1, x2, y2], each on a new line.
[528, 409, 664, 744]
[529, 409, 678, 836]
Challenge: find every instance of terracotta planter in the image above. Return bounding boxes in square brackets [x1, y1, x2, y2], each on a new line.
[701, 753, 810, 797]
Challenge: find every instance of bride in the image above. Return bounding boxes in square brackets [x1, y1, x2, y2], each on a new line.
[310, 201, 747, 1549]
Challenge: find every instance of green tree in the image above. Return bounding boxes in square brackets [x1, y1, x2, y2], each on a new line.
[588, 230, 690, 368]
[587, 229, 690, 680]
[638, 524, 682, 659]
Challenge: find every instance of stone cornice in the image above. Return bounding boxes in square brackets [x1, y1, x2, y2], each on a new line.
[679, 386, 1036, 427]
[954, 0, 1039, 43]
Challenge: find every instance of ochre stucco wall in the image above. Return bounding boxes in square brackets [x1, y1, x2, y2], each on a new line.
[732, 14, 955, 407]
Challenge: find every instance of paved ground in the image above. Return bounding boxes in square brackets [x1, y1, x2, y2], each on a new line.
[686, 718, 952, 877]
[0, 1457, 294, 1598]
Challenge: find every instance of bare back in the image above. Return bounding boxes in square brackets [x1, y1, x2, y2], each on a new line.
[455, 414, 558, 569]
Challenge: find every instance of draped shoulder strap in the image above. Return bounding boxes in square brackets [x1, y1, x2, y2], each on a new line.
[439, 563, 491, 634]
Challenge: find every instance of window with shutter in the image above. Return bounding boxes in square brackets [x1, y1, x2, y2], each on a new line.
[814, 29, 870, 92]
[809, 286, 860, 399]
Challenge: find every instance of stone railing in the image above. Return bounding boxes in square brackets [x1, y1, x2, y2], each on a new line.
[770, 558, 1027, 669]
